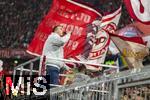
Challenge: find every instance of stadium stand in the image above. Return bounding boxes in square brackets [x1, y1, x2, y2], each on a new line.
[0, 0, 150, 100]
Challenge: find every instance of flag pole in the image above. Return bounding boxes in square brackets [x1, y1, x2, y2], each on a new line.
[46, 57, 118, 68]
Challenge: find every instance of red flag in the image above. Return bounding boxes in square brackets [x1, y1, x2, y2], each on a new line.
[123, 0, 150, 24]
[65, 6, 122, 71]
[101, 6, 121, 27]
[27, 0, 102, 57]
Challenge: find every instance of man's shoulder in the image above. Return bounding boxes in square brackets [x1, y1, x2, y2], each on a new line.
[48, 32, 59, 38]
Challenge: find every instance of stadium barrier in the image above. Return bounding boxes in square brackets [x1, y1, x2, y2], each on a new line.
[12, 57, 150, 100]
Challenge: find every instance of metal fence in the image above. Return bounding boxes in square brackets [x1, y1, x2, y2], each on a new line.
[49, 65, 150, 100]
[12, 57, 150, 100]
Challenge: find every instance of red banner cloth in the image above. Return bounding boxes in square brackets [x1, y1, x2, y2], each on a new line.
[27, 0, 102, 59]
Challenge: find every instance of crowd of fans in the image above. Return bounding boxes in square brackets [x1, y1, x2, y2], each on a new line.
[121, 85, 150, 100]
[0, 1, 146, 99]
[0, 0, 132, 49]
[0, 0, 52, 49]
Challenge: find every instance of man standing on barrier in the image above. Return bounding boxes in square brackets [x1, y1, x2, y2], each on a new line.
[42, 25, 71, 87]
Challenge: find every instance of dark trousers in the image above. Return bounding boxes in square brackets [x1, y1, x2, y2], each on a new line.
[46, 65, 60, 85]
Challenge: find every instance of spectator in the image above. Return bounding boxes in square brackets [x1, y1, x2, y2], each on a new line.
[41, 25, 71, 87]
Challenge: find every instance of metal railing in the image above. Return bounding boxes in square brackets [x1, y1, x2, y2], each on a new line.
[12, 57, 150, 100]
[49, 66, 150, 100]
[13, 57, 40, 84]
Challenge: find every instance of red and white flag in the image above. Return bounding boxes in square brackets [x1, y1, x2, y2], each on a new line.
[27, 0, 101, 56]
[123, 0, 150, 24]
[27, 0, 103, 72]
[64, 6, 122, 71]
[101, 6, 121, 27]
[27, 0, 122, 72]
